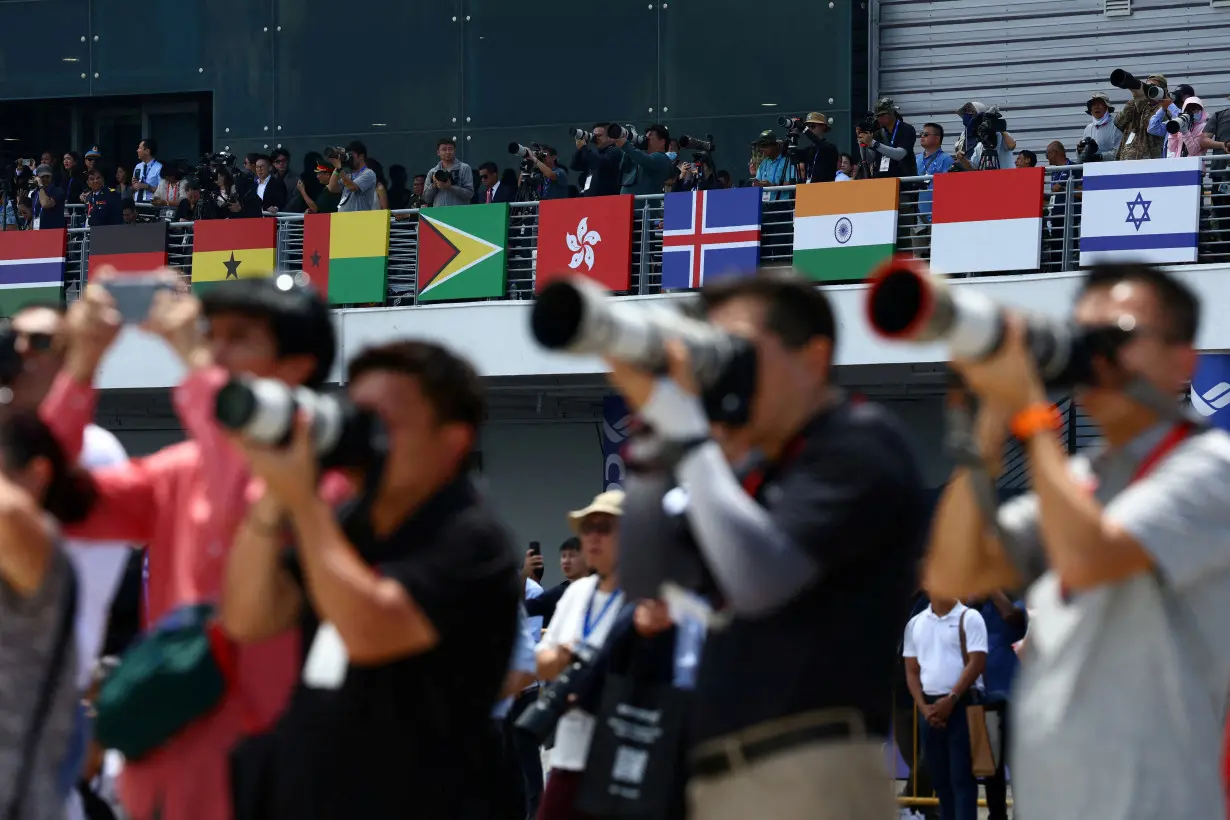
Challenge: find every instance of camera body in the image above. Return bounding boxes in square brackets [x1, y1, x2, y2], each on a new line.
[971, 111, 1008, 150]
[858, 111, 878, 133]
[1076, 137, 1101, 163]
[514, 642, 601, 744]
[679, 135, 715, 168]
[325, 146, 355, 171]
[776, 116, 806, 158]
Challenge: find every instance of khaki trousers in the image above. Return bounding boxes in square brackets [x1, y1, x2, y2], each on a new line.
[687, 709, 897, 820]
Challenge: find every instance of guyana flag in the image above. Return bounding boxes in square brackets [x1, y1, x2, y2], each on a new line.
[302, 210, 390, 304]
[190, 219, 277, 293]
[417, 203, 507, 302]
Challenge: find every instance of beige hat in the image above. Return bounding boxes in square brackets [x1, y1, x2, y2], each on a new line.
[568, 489, 625, 532]
[805, 111, 830, 128]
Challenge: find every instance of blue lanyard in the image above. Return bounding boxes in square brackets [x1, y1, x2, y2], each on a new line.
[919, 151, 944, 177]
[582, 583, 622, 641]
[887, 119, 900, 148]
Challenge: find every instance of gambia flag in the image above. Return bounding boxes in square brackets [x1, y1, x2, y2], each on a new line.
[792, 177, 899, 282]
[0, 229, 66, 316]
[88, 222, 167, 279]
[302, 210, 390, 304]
[190, 219, 276, 293]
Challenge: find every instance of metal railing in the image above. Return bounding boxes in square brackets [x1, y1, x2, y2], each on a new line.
[57, 155, 1230, 306]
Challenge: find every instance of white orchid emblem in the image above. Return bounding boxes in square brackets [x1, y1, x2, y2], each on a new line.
[566, 217, 601, 270]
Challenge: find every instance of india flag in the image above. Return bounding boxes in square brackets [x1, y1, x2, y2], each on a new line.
[792, 178, 899, 282]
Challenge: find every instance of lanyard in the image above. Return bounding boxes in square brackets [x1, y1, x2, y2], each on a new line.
[919, 151, 944, 177]
[581, 583, 622, 641]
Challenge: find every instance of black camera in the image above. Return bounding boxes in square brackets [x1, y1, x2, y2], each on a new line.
[972, 111, 1007, 149]
[776, 117, 806, 158]
[433, 169, 452, 185]
[214, 377, 388, 470]
[678, 134, 715, 153]
[569, 128, 595, 143]
[858, 111, 878, 133]
[1110, 69, 1165, 102]
[325, 145, 355, 170]
[1076, 137, 1101, 163]
[514, 643, 601, 745]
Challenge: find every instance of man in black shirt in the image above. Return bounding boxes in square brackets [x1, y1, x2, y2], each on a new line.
[223, 339, 520, 820]
[799, 111, 839, 184]
[32, 163, 66, 230]
[859, 97, 918, 178]
[607, 271, 927, 819]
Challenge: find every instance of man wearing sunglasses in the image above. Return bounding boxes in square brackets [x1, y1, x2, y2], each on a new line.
[5, 302, 133, 814]
[535, 490, 624, 820]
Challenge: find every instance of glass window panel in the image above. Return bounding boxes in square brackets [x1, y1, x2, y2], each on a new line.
[274, 0, 462, 138]
[660, 0, 852, 120]
[90, 0, 208, 95]
[462, 0, 657, 129]
[200, 0, 275, 139]
[0, 0, 92, 99]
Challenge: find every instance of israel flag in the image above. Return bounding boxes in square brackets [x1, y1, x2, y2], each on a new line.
[1079, 157, 1202, 266]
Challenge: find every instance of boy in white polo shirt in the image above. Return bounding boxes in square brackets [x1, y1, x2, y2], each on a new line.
[903, 598, 987, 820]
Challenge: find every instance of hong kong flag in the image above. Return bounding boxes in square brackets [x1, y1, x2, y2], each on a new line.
[536, 194, 634, 292]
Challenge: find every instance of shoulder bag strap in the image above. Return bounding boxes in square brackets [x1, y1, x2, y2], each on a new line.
[5, 563, 79, 820]
[958, 608, 969, 667]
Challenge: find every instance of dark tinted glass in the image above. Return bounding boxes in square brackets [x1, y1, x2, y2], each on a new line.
[90, 0, 208, 94]
[204, 0, 276, 139]
[274, 0, 463, 137]
[462, 0, 657, 128]
[660, 0, 852, 120]
[0, 0, 92, 98]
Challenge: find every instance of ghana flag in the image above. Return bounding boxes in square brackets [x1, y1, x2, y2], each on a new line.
[417, 203, 507, 302]
[190, 219, 276, 293]
[302, 210, 390, 304]
[88, 222, 167, 279]
[0, 229, 65, 316]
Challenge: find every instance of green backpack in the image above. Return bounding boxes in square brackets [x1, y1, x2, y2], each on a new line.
[93, 603, 238, 761]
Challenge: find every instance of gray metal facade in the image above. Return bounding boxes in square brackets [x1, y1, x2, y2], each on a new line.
[874, 0, 1230, 155]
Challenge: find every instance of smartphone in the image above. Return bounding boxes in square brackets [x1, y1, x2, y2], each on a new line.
[105, 276, 176, 324]
[528, 541, 541, 556]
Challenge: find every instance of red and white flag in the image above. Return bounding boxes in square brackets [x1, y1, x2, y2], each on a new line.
[536, 194, 634, 292]
[930, 167, 1045, 273]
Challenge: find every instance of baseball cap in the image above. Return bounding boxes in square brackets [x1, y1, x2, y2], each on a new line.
[34, 164, 52, 177]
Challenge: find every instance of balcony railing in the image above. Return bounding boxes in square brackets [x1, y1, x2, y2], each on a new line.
[60, 155, 1230, 305]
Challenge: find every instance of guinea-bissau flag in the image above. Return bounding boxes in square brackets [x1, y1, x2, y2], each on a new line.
[190, 219, 277, 293]
[302, 210, 391, 304]
[88, 222, 167, 279]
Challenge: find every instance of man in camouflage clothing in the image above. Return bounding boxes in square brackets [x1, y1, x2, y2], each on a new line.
[1115, 73, 1167, 160]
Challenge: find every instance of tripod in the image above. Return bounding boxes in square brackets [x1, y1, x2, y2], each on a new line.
[977, 140, 1001, 170]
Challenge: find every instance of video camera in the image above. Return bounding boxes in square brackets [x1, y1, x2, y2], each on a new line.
[607, 124, 648, 150]
[214, 377, 387, 470]
[569, 128, 595, 143]
[971, 111, 1008, 150]
[194, 151, 256, 216]
[325, 145, 355, 171]
[858, 111, 879, 133]
[1110, 69, 1166, 102]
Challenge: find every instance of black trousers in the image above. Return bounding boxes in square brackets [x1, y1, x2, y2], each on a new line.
[506, 689, 545, 820]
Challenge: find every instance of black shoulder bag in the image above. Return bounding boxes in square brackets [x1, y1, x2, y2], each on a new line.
[5, 564, 79, 820]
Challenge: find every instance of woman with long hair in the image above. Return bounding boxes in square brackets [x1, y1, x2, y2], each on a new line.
[0, 411, 96, 819]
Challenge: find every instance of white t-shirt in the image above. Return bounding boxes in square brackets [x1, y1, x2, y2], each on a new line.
[64, 424, 134, 689]
[535, 574, 624, 771]
[902, 603, 987, 696]
[525, 577, 544, 643]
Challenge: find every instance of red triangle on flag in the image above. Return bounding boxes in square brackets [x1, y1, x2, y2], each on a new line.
[417, 217, 461, 292]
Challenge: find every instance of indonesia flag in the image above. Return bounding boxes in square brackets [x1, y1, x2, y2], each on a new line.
[930, 167, 1045, 273]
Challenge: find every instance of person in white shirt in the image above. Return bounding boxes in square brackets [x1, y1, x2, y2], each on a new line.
[903, 598, 987, 820]
[131, 138, 162, 204]
[535, 489, 625, 820]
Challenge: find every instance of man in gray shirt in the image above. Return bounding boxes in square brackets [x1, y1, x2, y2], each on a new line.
[327, 140, 378, 212]
[926, 262, 1230, 820]
[422, 138, 475, 207]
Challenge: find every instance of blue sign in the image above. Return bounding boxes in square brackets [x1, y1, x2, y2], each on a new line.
[1191, 354, 1230, 431]
[601, 395, 631, 492]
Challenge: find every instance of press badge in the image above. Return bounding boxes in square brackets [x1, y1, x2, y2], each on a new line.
[879, 156, 891, 172]
[303, 622, 348, 689]
[1125, 132, 1136, 146]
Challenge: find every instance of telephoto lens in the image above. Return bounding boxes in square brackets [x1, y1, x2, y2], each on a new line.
[213, 377, 387, 469]
[569, 128, 594, 142]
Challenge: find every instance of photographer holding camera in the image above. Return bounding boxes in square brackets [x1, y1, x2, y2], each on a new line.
[924, 263, 1230, 820]
[223, 339, 519, 820]
[32, 163, 67, 230]
[326, 140, 379, 212]
[600, 271, 928, 819]
[952, 102, 1017, 171]
[40, 274, 336, 820]
[1111, 71, 1167, 160]
[528, 145, 569, 200]
[796, 112, 839, 184]
[423, 138, 475, 208]
[1078, 92, 1123, 163]
[612, 124, 672, 196]
[569, 125, 622, 197]
[749, 131, 797, 200]
[858, 98, 918, 178]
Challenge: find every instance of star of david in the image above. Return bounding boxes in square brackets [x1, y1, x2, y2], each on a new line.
[223, 251, 241, 279]
[310, 250, 321, 268]
[1125, 192, 1152, 232]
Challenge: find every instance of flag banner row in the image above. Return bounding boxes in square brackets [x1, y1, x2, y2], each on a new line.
[0, 157, 1208, 317]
